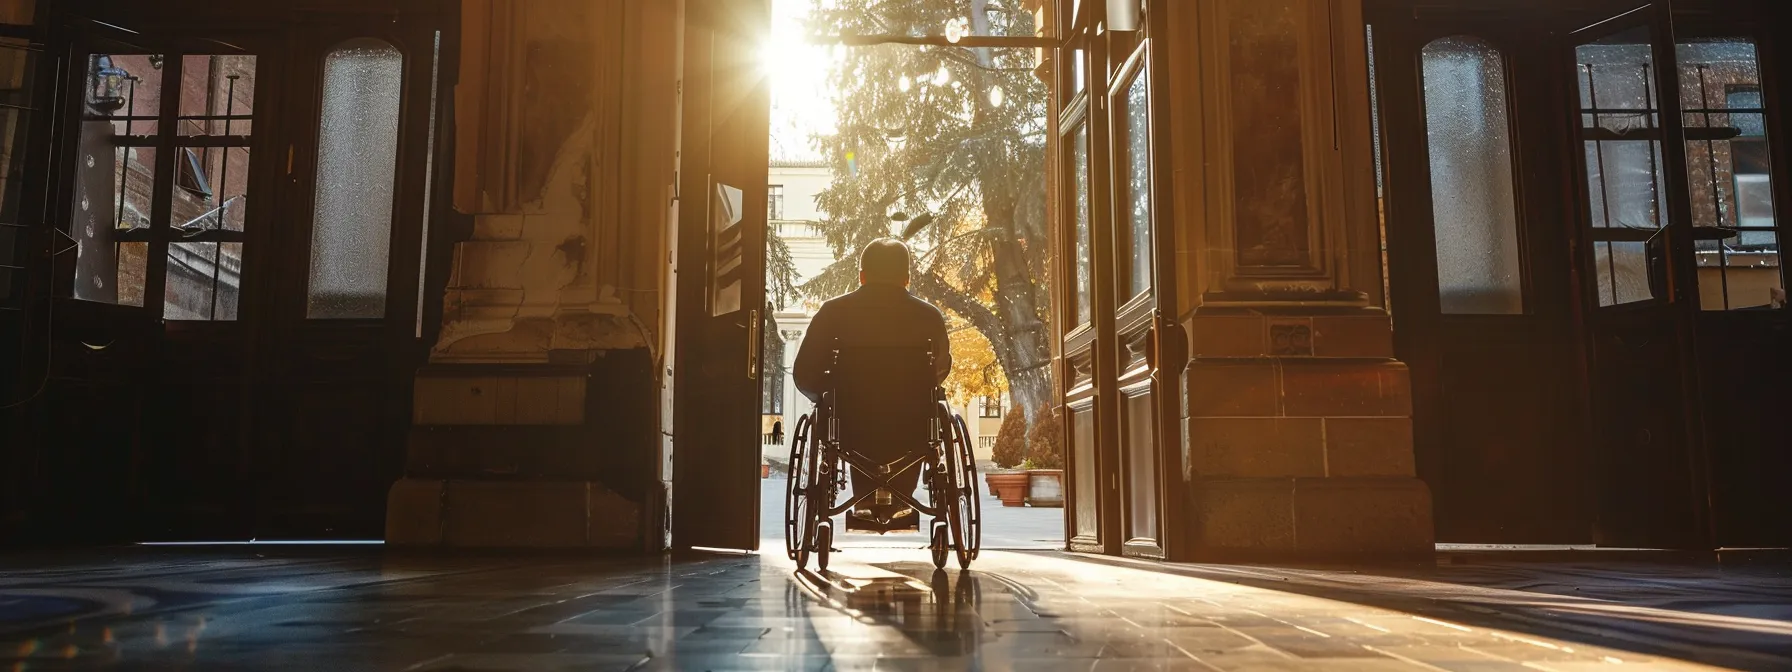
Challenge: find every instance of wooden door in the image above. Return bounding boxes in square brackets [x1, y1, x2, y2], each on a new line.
[1668, 10, 1792, 548]
[1565, 1, 1709, 549]
[1056, 2, 1116, 555]
[672, 0, 771, 552]
[54, 30, 281, 540]
[1056, 0, 1184, 559]
[1371, 11, 1593, 542]
[255, 20, 444, 539]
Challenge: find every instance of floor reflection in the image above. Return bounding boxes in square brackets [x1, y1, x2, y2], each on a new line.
[792, 565, 982, 656]
[0, 547, 1784, 670]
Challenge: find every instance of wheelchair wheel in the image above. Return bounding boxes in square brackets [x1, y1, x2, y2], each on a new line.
[815, 524, 832, 572]
[785, 414, 818, 568]
[946, 414, 981, 569]
[930, 524, 949, 570]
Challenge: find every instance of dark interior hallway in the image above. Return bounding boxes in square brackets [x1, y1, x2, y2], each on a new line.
[1, 548, 1788, 670]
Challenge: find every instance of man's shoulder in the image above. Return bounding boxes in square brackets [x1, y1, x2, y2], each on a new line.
[901, 292, 947, 322]
[821, 287, 944, 322]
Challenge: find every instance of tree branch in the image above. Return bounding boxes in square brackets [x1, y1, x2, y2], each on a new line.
[911, 268, 1007, 345]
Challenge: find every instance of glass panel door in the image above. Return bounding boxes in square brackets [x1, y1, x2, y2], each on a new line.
[1568, 2, 1707, 549]
[255, 22, 444, 538]
[1056, 10, 1112, 554]
[1669, 20, 1792, 547]
[1056, 0, 1182, 559]
[1108, 37, 1175, 559]
[1371, 10, 1594, 543]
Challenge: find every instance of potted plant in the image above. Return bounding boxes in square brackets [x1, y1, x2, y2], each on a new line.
[1024, 406, 1065, 507]
[984, 407, 1030, 507]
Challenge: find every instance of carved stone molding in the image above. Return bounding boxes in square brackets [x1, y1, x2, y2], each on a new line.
[1173, 0, 1382, 309]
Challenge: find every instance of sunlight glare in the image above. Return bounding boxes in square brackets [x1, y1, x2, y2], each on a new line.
[767, 0, 839, 154]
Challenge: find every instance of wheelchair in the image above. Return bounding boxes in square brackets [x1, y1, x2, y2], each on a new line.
[783, 345, 982, 571]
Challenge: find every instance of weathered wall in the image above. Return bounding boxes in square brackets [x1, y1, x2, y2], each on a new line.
[389, 0, 681, 549]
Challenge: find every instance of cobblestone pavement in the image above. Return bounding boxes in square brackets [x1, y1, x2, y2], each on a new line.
[1, 546, 1787, 670]
[758, 470, 1066, 550]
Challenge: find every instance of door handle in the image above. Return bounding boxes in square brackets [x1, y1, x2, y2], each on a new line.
[747, 308, 760, 380]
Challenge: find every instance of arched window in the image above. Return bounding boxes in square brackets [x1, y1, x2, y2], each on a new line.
[306, 38, 403, 319]
[1421, 36, 1524, 314]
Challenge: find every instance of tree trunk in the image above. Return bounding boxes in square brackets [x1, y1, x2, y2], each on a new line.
[970, 65, 1054, 423]
[983, 194, 1053, 421]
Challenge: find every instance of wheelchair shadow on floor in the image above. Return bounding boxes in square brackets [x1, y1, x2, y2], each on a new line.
[788, 564, 985, 655]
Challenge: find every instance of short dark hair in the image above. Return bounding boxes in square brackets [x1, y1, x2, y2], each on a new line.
[860, 238, 911, 285]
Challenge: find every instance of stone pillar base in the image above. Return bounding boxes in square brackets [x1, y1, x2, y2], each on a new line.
[1188, 476, 1433, 562]
[384, 356, 657, 550]
[1181, 309, 1434, 562]
[386, 478, 640, 548]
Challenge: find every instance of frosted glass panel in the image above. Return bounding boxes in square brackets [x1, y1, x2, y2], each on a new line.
[307, 39, 403, 319]
[1072, 124, 1092, 326]
[1421, 37, 1523, 314]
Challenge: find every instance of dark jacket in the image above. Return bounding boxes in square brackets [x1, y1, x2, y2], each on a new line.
[793, 284, 952, 401]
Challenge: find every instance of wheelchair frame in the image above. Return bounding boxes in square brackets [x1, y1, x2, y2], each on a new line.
[784, 394, 982, 571]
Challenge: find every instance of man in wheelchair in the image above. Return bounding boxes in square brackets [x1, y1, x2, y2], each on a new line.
[792, 239, 952, 533]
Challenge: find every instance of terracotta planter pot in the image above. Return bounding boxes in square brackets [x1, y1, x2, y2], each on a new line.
[1025, 469, 1064, 507]
[984, 471, 1030, 507]
[761, 463, 771, 479]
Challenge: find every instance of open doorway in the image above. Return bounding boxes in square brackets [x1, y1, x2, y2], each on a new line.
[753, 0, 1064, 553]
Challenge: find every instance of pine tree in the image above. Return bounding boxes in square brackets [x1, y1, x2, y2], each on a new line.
[1025, 403, 1063, 470]
[990, 405, 1028, 470]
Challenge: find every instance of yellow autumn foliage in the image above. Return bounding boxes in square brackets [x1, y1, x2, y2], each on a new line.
[941, 318, 1006, 408]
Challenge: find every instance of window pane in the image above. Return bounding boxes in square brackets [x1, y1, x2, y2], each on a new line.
[1421, 36, 1524, 314]
[177, 54, 256, 136]
[1071, 48, 1085, 95]
[1595, 240, 1653, 307]
[1578, 29, 1667, 307]
[71, 54, 160, 307]
[1120, 70, 1152, 299]
[1677, 38, 1782, 311]
[307, 40, 403, 319]
[1072, 124, 1092, 326]
[164, 241, 242, 320]
[162, 55, 257, 321]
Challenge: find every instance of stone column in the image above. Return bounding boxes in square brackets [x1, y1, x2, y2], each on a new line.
[1166, 0, 1433, 561]
[386, 0, 680, 549]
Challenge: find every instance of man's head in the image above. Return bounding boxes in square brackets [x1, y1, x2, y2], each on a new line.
[859, 238, 911, 287]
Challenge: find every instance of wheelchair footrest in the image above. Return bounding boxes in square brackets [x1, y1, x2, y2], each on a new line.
[845, 504, 921, 534]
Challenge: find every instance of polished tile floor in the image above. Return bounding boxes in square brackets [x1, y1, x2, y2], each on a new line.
[1, 546, 1788, 671]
